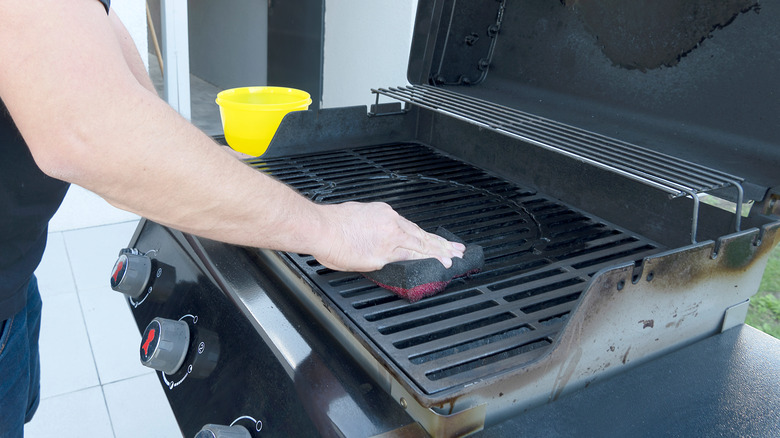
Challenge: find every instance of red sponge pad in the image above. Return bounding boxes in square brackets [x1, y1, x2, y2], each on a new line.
[363, 227, 484, 302]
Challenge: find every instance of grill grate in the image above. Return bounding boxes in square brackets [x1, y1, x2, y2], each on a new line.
[247, 143, 664, 395]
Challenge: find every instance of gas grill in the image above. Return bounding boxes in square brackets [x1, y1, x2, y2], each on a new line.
[111, 1, 779, 436]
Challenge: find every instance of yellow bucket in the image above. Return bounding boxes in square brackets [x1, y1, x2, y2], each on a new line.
[216, 86, 311, 156]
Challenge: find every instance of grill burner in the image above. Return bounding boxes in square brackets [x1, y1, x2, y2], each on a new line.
[247, 143, 664, 395]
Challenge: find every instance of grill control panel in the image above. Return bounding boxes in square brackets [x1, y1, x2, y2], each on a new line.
[121, 221, 320, 437]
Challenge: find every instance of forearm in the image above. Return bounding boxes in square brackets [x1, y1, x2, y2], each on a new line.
[53, 87, 326, 255]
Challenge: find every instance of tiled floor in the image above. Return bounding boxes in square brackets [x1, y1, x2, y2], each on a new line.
[23, 56, 222, 437]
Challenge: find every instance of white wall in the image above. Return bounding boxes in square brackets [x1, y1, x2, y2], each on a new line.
[110, 0, 149, 70]
[188, 0, 267, 89]
[110, 1, 419, 109]
[322, 0, 418, 109]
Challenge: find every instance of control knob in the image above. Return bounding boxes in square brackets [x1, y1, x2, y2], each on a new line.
[195, 424, 250, 438]
[110, 248, 152, 299]
[140, 317, 190, 375]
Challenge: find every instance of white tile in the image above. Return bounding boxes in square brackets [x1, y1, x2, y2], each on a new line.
[63, 221, 141, 291]
[79, 285, 153, 385]
[104, 373, 182, 438]
[38, 293, 100, 399]
[24, 386, 113, 438]
[49, 184, 140, 232]
[35, 232, 77, 298]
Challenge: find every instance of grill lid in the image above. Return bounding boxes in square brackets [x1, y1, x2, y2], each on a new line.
[405, 0, 779, 198]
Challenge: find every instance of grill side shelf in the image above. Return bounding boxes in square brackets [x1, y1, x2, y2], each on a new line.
[372, 84, 746, 243]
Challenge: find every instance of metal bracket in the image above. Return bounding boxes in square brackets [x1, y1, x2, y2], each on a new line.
[721, 299, 750, 332]
[367, 96, 409, 117]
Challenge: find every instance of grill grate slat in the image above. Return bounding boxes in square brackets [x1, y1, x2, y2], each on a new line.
[248, 143, 665, 395]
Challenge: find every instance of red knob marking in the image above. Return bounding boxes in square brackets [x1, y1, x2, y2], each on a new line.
[142, 328, 156, 356]
[112, 259, 125, 283]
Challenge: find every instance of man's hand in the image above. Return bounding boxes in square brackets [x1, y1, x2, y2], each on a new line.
[312, 202, 465, 272]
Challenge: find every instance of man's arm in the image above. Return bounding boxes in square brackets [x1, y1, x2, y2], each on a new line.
[108, 9, 157, 94]
[0, 0, 463, 272]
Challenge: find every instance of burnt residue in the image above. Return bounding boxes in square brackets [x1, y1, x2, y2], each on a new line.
[717, 232, 765, 270]
[621, 346, 632, 365]
[665, 301, 702, 329]
[563, 0, 760, 70]
[639, 319, 655, 329]
[641, 226, 779, 292]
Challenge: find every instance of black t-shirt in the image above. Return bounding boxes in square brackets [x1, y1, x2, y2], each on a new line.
[0, 0, 111, 320]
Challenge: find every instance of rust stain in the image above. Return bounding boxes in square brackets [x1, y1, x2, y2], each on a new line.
[639, 319, 655, 329]
[433, 399, 458, 416]
[665, 301, 701, 328]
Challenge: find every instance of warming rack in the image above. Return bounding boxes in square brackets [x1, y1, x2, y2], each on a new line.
[372, 84, 745, 243]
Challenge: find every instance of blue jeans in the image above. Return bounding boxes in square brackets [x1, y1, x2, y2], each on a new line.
[0, 276, 42, 438]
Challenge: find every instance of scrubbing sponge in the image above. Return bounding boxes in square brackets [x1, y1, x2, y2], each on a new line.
[363, 227, 484, 302]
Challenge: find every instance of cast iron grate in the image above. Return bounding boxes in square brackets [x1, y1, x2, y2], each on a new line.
[246, 143, 664, 395]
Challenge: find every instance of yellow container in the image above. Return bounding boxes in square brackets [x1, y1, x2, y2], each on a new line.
[216, 86, 312, 156]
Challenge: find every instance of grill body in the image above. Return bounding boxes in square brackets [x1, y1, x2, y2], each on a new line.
[121, 1, 780, 436]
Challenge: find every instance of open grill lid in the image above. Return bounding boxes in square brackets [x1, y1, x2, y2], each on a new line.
[395, 0, 779, 203]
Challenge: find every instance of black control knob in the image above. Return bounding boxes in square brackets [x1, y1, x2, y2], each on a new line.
[195, 424, 250, 438]
[140, 317, 190, 375]
[110, 249, 152, 299]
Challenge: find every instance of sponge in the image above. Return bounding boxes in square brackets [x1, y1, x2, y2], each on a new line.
[363, 227, 484, 302]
